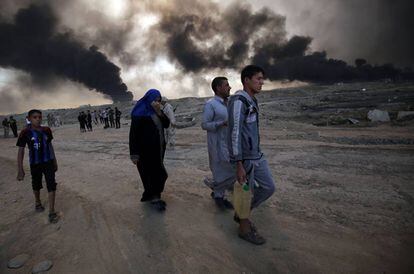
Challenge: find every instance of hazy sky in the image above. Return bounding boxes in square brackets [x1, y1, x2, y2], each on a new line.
[0, 0, 412, 114]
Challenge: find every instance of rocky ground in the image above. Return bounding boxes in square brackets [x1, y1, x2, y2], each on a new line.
[1, 82, 413, 273]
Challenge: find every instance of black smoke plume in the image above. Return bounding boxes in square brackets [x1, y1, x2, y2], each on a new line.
[0, 3, 132, 101]
[158, 3, 286, 72]
[157, 1, 414, 82]
[253, 36, 414, 82]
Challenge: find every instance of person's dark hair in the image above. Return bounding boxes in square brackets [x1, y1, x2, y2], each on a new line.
[28, 109, 42, 117]
[241, 65, 265, 84]
[211, 77, 228, 93]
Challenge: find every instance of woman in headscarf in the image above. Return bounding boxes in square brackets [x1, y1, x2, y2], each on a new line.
[129, 89, 170, 211]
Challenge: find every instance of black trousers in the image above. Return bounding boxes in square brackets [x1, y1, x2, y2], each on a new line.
[137, 159, 168, 201]
[10, 125, 18, 137]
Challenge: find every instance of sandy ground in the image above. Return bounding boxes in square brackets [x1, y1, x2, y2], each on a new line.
[1, 117, 414, 273]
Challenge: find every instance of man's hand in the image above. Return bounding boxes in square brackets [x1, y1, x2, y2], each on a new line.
[236, 162, 247, 184]
[17, 169, 25, 181]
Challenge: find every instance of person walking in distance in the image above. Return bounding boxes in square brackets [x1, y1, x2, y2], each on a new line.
[103, 109, 109, 129]
[78, 112, 86, 133]
[2, 117, 10, 138]
[86, 110, 93, 131]
[115, 107, 122, 129]
[9, 116, 18, 137]
[92, 110, 98, 125]
[109, 107, 115, 128]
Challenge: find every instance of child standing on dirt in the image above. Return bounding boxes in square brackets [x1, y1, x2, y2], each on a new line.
[16, 109, 59, 223]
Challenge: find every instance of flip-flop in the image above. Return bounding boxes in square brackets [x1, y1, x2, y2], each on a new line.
[238, 230, 266, 245]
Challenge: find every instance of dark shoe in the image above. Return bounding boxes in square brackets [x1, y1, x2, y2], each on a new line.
[214, 197, 233, 210]
[150, 200, 166, 212]
[222, 199, 233, 209]
[238, 230, 266, 245]
[35, 204, 45, 212]
[48, 212, 59, 223]
[159, 199, 167, 207]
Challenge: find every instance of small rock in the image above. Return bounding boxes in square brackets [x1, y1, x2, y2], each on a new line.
[347, 118, 360, 124]
[7, 254, 30, 269]
[397, 111, 414, 121]
[367, 109, 390, 122]
[32, 260, 53, 273]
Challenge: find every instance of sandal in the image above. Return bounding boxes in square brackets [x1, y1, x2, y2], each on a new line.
[238, 230, 266, 245]
[233, 214, 258, 233]
[48, 212, 59, 223]
[35, 204, 45, 212]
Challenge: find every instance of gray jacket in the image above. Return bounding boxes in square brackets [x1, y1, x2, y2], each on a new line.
[228, 90, 263, 162]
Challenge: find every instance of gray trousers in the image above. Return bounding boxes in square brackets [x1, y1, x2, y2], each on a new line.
[244, 157, 275, 209]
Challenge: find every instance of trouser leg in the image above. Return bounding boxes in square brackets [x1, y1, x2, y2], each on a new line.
[248, 159, 275, 209]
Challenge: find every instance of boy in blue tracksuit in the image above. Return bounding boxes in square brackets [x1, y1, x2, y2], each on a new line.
[228, 65, 275, 245]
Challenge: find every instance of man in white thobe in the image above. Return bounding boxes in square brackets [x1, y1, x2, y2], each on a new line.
[201, 77, 235, 210]
[161, 97, 176, 148]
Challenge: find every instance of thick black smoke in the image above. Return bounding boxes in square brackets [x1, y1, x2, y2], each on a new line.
[158, 3, 285, 72]
[157, 1, 414, 82]
[253, 36, 414, 82]
[0, 3, 132, 101]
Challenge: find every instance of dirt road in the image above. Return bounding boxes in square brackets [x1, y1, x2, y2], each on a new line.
[1, 117, 413, 273]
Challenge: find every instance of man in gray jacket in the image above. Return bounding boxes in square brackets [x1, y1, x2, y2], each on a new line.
[202, 77, 235, 210]
[228, 65, 275, 245]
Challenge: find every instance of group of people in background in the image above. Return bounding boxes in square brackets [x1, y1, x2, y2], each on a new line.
[47, 113, 62, 127]
[77, 110, 94, 132]
[2, 112, 65, 139]
[77, 107, 122, 133]
[2, 116, 18, 138]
